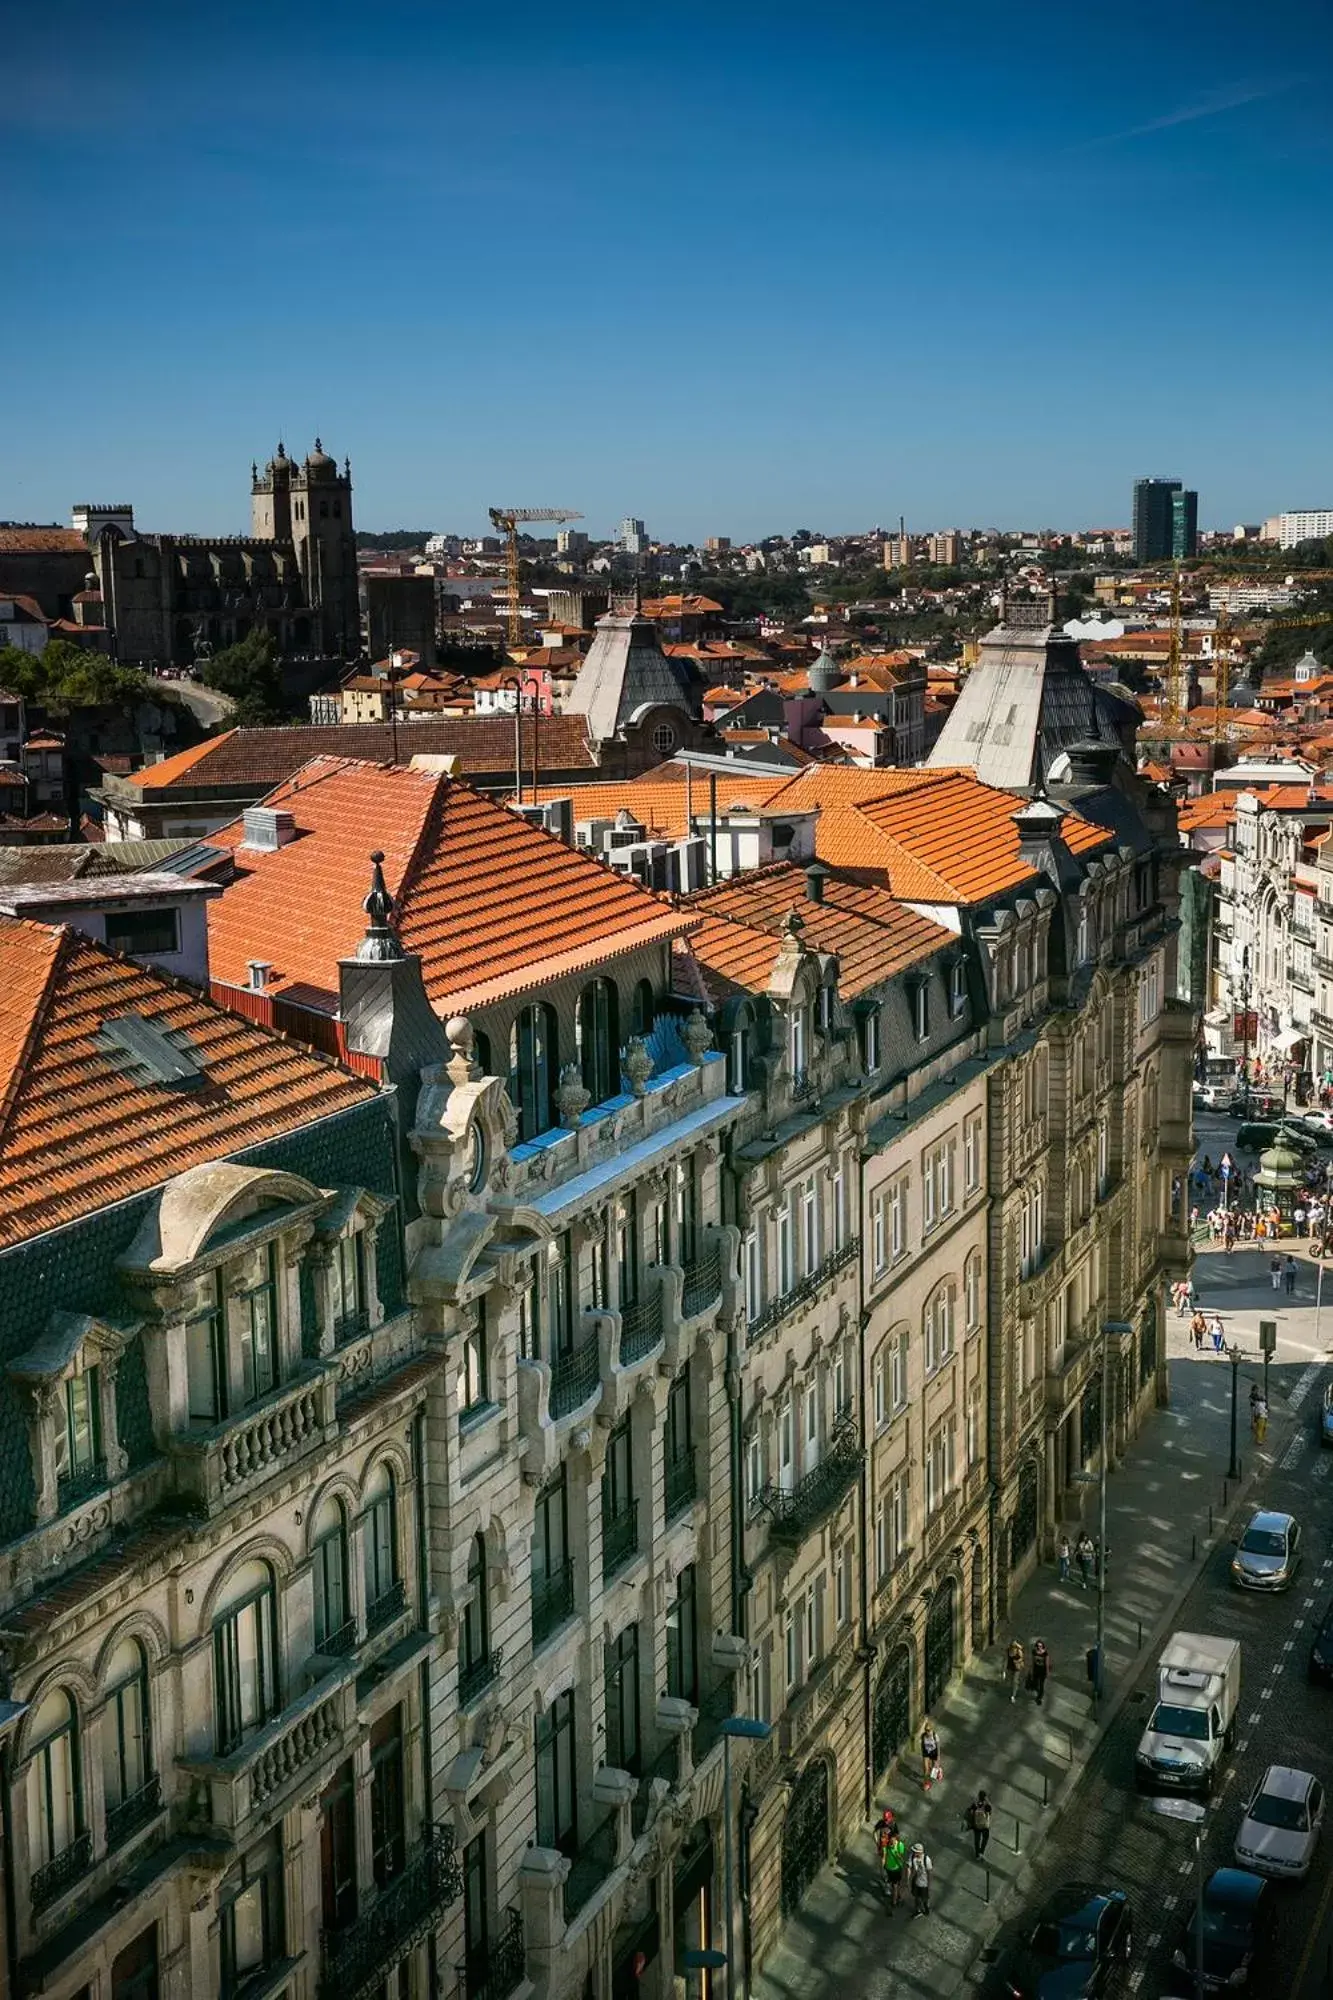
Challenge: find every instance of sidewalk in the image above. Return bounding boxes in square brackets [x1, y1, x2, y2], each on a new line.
[753, 1250, 1330, 2000]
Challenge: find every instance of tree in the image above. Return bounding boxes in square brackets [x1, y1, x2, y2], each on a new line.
[0, 639, 145, 711]
[198, 630, 289, 726]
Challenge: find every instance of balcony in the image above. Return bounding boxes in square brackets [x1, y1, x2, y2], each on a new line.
[549, 1328, 601, 1420]
[602, 1500, 640, 1580]
[680, 1245, 723, 1319]
[30, 1830, 92, 1913]
[562, 1813, 618, 1923]
[664, 1449, 697, 1522]
[461, 1908, 526, 2000]
[180, 1672, 355, 1837]
[747, 1238, 859, 1345]
[56, 1460, 108, 1514]
[105, 1773, 163, 1853]
[758, 1417, 863, 1549]
[171, 1364, 336, 1513]
[316, 1617, 359, 1660]
[366, 1579, 407, 1638]
[532, 1560, 576, 1649]
[618, 1288, 663, 1367]
[458, 1645, 503, 1707]
[320, 1825, 462, 2000]
[631, 1736, 683, 1836]
[333, 1307, 371, 1347]
[690, 1681, 734, 1766]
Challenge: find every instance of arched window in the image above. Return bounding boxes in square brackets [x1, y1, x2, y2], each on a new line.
[473, 1028, 492, 1077]
[103, 1639, 153, 1845]
[577, 978, 620, 1104]
[630, 979, 655, 1040]
[790, 1002, 808, 1079]
[363, 1463, 400, 1630]
[459, 1532, 494, 1702]
[213, 1560, 279, 1755]
[509, 1004, 558, 1142]
[26, 1688, 82, 1893]
[312, 1497, 352, 1653]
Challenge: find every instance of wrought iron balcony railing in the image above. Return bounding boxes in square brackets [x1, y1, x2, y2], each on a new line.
[619, 1290, 663, 1366]
[747, 1238, 859, 1344]
[320, 1825, 462, 2000]
[334, 1307, 371, 1346]
[461, 1908, 526, 2000]
[549, 1330, 601, 1418]
[602, 1500, 639, 1579]
[532, 1560, 576, 1649]
[31, 1830, 92, 1912]
[366, 1579, 407, 1637]
[105, 1772, 163, 1852]
[458, 1646, 503, 1707]
[56, 1459, 108, 1513]
[758, 1417, 863, 1547]
[680, 1245, 722, 1318]
[664, 1449, 697, 1522]
[316, 1617, 359, 1658]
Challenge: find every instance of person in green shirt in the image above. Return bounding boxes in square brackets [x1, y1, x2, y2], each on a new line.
[880, 1829, 907, 1908]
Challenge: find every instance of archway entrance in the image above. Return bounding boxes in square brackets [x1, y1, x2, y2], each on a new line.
[924, 1577, 957, 1712]
[871, 1642, 912, 1779]
[780, 1760, 830, 1917]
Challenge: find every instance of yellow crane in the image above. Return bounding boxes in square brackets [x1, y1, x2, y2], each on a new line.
[488, 506, 583, 648]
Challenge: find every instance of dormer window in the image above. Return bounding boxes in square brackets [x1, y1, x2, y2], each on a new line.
[861, 1007, 881, 1074]
[10, 1314, 125, 1525]
[186, 1274, 226, 1422]
[949, 961, 966, 1019]
[791, 1003, 808, 1077]
[912, 981, 929, 1042]
[60, 1363, 102, 1499]
[237, 1246, 278, 1407]
[330, 1230, 367, 1344]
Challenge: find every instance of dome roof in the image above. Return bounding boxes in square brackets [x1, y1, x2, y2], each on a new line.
[264, 441, 291, 482]
[304, 437, 337, 480]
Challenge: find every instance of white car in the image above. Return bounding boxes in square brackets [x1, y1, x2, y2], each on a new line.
[1302, 1109, 1333, 1134]
[1234, 1765, 1325, 1879]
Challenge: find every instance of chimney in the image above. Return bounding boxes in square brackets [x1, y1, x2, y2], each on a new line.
[805, 861, 828, 904]
[240, 807, 297, 852]
[1064, 740, 1121, 787]
[247, 960, 272, 991]
[1011, 793, 1067, 870]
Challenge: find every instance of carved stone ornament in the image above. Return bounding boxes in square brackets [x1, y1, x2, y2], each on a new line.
[556, 1064, 591, 1129]
[623, 1036, 654, 1097]
[681, 1009, 713, 1065]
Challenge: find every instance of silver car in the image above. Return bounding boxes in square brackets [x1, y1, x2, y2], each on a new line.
[1231, 1510, 1302, 1592]
[1235, 1765, 1325, 1878]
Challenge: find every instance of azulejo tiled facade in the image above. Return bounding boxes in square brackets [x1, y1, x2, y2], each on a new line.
[0, 751, 1190, 2000]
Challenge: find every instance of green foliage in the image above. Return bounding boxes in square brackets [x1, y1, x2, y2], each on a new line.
[0, 639, 145, 712]
[198, 629, 290, 725]
[355, 529, 434, 551]
[692, 570, 810, 620]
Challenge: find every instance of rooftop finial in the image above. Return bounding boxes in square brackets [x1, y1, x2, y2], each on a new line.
[314, 435, 323, 453]
[356, 850, 404, 961]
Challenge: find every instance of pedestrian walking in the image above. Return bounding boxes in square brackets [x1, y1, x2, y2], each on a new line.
[965, 1790, 993, 1859]
[1004, 1638, 1025, 1701]
[1270, 1254, 1283, 1292]
[1252, 1396, 1269, 1444]
[920, 1719, 941, 1790]
[1285, 1254, 1298, 1297]
[907, 1842, 933, 1917]
[1057, 1533, 1071, 1583]
[1295, 1203, 1307, 1237]
[1031, 1638, 1051, 1706]
[1076, 1531, 1094, 1588]
[1190, 1310, 1207, 1351]
[1210, 1314, 1225, 1353]
[880, 1827, 906, 1908]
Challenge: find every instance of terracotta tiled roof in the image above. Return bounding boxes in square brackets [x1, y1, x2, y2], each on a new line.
[0, 528, 86, 553]
[0, 917, 377, 1250]
[1176, 794, 1236, 831]
[206, 758, 691, 1017]
[530, 772, 790, 839]
[127, 717, 599, 794]
[640, 594, 723, 617]
[0, 594, 47, 622]
[680, 864, 953, 1000]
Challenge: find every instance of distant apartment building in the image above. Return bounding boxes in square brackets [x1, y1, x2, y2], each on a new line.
[556, 529, 590, 555]
[704, 537, 730, 553]
[1265, 510, 1333, 550]
[928, 531, 961, 566]
[618, 518, 649, 556]
[1207, 582, 1300, 614]
[881, 535, 914, 570]
[1171, 488, 1198, 559]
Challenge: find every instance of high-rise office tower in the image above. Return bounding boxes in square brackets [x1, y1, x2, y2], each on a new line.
[1133, 477, 1181, 562]
[1171, 488, 1198, 559]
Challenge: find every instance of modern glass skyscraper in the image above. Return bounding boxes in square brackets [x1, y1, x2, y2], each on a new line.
[1133, 477, 1180, 562]
[1172, 488, 1198, 559]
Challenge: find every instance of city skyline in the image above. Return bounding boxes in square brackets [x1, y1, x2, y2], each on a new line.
[4, 0, 1332, 538]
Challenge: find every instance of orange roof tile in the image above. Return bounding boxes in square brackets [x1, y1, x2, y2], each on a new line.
[206, 758, 691, 1018]
[0, 917, 376, 1249]
[680, 865, 952, 1000]
[529, 773, 791, 840]
[135, 733, 233, 790]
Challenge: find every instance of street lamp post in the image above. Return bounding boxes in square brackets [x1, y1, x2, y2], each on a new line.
[1239, 946, 1252, 1119]
[1227, 1342, 1243, 1480]
[720, 1716, 772, 2000]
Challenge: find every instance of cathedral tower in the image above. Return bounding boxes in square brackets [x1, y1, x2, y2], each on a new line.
[251, 442, 294, 541]
[288, 440, 359, 658]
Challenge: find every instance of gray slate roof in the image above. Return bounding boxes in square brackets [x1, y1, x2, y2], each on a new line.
[564, 608, 696, 743]
[929, 611, 1132, 792]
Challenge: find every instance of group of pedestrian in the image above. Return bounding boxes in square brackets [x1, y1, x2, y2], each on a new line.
[1269, 1253, 1299, 1296]
[1056, 1530, 1103, 1587]
[873, 1722, 995, 1921]
[1188, 1308, 1227, 1352]
[1003, 1635, 1054, 1703]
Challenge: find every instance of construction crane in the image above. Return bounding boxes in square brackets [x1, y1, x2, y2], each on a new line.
[488, 506, 583, 648]
[1161, 564, 1186, 726]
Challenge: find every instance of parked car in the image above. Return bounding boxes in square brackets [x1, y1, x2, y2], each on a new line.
[987, 1883, 1133, 1997]
[1231, 1510, 1302, 1593]
[1309, 1599, 1333, 1686]
[1234, 1765, 1325, 1878]
[1321, 1383, 1333, 1449]
[1168, 1869, 1276, 1993]
[1301, 1108, 1333, 1136]
[1195, 1081, 1239, 1111]
[1235, 1121, 1318, 1157]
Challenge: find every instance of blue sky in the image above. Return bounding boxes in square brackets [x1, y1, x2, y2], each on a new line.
[4, 0, 1331, 541]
